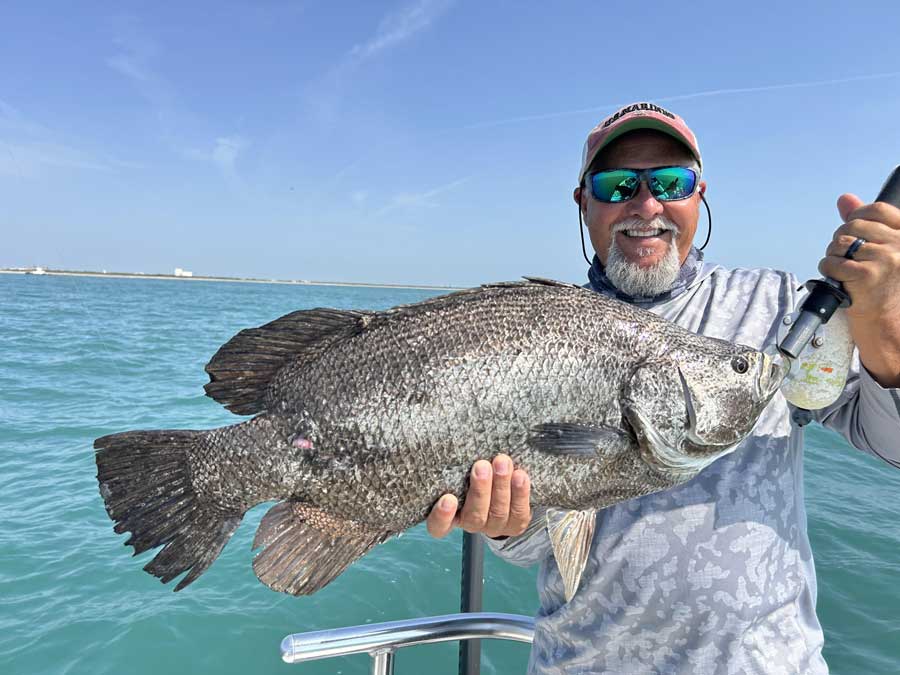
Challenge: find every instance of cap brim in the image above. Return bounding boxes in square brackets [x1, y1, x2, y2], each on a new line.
[580, 118, 701, 181]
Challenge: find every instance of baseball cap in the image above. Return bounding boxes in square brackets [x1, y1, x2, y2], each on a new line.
[578, 102, 702, 184]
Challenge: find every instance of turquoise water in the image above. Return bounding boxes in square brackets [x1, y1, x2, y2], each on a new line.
[2, 274, 898, 674]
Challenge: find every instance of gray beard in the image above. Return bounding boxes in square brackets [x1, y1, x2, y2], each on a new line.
[605, 216, 681, 298]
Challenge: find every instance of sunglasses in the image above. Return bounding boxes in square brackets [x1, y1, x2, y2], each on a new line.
[588, 166, 698, 203]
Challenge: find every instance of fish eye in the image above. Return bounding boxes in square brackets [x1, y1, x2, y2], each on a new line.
[731, 356, 749, 374]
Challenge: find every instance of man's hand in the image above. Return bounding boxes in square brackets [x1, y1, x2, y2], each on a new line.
[819, 194, 900, 386]
[426, 454, 532, 540]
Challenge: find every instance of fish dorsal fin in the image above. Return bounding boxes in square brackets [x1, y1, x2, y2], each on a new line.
[546, 507, 597, 602]
[477, 277, 584, 291]
[520, 276, 582, 288]
[204, 308, 374, 415]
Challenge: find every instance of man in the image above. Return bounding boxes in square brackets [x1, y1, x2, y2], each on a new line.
[426, 103, 900, 673]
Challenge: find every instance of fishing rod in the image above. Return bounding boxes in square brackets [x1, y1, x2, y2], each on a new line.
[777, 166, 900, 361]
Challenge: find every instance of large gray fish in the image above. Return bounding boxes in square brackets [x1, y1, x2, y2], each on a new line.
[95, 278, 786, 601]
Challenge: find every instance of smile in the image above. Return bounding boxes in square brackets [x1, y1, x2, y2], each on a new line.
[621, 229, 669, 238]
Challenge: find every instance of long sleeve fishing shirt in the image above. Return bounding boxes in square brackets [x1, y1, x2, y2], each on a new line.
[487, 249, 900, 674]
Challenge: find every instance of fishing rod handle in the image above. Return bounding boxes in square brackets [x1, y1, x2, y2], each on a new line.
[875, 165, 900, 208]
[778, 165, 900, 360]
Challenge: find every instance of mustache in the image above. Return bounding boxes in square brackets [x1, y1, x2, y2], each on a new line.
[611, 216, 680, 236]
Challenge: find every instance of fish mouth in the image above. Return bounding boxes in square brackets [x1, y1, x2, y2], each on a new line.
[759, 351, 791, 402]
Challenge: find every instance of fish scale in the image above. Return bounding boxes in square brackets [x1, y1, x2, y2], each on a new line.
[95, 278, 785, 598]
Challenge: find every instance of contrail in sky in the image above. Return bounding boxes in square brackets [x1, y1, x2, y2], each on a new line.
[324, 70, 900, 188]
[454, 71, 900, 131]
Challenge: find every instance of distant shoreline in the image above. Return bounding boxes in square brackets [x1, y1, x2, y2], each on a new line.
[0, 268, 462, 291]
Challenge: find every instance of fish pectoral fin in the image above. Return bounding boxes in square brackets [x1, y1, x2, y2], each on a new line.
[527, 422, 633, 458]
[546, 508, 597, 602]
[252, 501, 391, 596]
[204, 308, 375, 416]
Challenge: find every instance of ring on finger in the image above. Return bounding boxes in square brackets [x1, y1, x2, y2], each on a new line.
[844, 237, 866, 260]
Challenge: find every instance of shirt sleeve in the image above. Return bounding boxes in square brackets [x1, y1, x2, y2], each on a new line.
[484, 520, 553, 568]
[811, 358, 900, 468]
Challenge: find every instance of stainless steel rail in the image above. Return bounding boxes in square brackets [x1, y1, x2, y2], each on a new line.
[280, 612, 535, 674]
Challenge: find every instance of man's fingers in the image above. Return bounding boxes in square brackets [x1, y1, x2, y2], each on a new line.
[426, 494, 458, 539]
[817, 255, 869, 285]
[484, 454, 512, 536]
[837, 193, 865, 223]
[459, 460, 492, 532]
[506, 469, 532, 535]
[826, 234, 881, 261]
[426, 458, 532, 539]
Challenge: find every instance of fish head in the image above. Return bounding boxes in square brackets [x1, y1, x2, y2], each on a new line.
[673, 342, 787, 451]
[624, 342, 787, 477]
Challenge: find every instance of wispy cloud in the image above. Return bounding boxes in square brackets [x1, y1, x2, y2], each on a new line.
[107, 14, 178, 134]
[0, 99, 51, 137]
[305, 0, 454, 124]
[0, 98, 140, 177]
[185, 136, 251, 192]
[374, 175, 470, 216]
[452, 71, 900, 131]
[349, 0, 453, 65]
[211, 137, 248, 178]
[0, 140, 114, 177]
[107, 15, 250, 189]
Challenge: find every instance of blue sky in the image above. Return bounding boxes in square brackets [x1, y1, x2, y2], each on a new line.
[2, 1, 899, 286]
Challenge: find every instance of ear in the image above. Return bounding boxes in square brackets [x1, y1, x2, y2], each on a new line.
[573, 185, 583, 206]
[698, 179, 707, 196]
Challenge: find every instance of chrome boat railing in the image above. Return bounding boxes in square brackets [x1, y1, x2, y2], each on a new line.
[280, 611, 535, 674]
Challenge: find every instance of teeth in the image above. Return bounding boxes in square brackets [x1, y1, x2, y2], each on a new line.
[623, 229, 666, 237]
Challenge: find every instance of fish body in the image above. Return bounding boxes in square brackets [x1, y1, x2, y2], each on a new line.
[96, 279, 785, 597]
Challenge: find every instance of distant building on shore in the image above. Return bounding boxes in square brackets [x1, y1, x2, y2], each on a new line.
[174, 268, 193, 277]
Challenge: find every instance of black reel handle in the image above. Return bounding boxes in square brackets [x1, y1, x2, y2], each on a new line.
[877, 165, 900, 207]
[778, 166, 900, 360]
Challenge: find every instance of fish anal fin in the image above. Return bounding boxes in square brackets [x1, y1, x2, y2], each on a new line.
[204, 308, 374, 416]
[252, 501, 390, 596]
[546, 508, 596, 602]
[527, 422, 634, 458]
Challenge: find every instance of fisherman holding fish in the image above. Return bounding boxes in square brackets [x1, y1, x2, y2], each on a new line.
[96, 102, 900, 674]
[427, 103, 900, 673]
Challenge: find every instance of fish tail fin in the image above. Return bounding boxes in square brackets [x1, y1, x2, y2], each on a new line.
[251, 501, 391, 595]
[95, 429, 243, 591]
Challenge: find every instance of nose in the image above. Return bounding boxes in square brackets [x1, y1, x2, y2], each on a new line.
[627, 181, 665, 220]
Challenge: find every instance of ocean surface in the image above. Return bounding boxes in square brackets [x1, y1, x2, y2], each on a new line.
[2, 273, 899, 675]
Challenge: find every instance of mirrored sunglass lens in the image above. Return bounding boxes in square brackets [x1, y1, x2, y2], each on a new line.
[592, 171, 639, 203]
[648, 167, 696, 201]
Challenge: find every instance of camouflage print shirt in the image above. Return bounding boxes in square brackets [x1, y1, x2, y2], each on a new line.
[488, 253, 900, 674]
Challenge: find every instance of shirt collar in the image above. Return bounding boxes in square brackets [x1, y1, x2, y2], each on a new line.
[586, 247, 705, 305]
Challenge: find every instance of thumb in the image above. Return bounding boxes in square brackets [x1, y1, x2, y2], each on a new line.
[837, 193, 865, 223]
